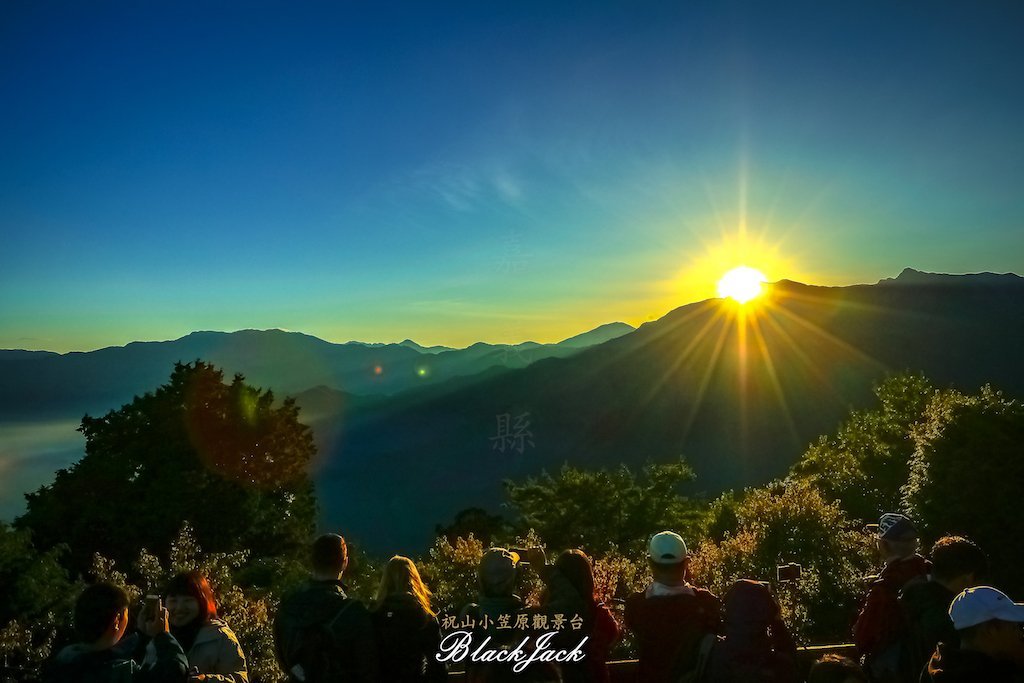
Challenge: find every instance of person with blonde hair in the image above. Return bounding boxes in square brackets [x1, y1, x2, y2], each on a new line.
[371, 555, 447, 682]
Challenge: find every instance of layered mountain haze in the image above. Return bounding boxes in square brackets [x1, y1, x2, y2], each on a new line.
[0, 321, 634, 519]
[312, 270, 1024, 551]
[2, 270, 1023, 552]
[0, 323, 636, 419]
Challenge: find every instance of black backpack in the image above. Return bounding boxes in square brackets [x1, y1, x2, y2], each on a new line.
[866, 575, 928, 683]
[286, 599, 354, 683]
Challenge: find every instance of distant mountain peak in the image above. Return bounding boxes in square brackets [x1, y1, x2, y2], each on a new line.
[556, 321, 635, 348]
[398, 339, 453, 354]
[878, 268, 1024, 286]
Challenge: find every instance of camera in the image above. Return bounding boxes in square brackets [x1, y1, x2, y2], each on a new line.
[776, 563, 802, 582]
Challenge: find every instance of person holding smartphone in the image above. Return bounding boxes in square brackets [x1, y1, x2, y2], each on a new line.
[43, 582, 188, 683]
[142, 571, 248, 682]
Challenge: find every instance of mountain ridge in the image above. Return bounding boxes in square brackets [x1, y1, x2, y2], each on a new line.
[310, 270, 1024, 551]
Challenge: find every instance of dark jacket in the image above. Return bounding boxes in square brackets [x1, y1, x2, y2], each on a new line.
[901, 580, 958, 677]
[372, 592, 447, 682]
[274, 579, 377, 683]
[42, 632, 187, 683]
[921, 642, 1024, 682]
[624, 584, 721, 683]
[854, 554, 930, 657]
[459, 594, 562, 683]
[537, 566, 620, 683]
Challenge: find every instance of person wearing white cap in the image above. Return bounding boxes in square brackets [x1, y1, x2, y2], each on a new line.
[623, 531, 720, 683]
[921, 586, 1024, 681]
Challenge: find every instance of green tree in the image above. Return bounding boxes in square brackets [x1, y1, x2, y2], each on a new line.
[418, 534, 486, 615]
[903, 386, 1024, 596]
[19, 361, 317, 572]
[690, 480, 874, 642]
[0, 523, 76, 674]
[504, 458, 704, 557]
[435, 507, 510, 546]
[791, 373, 935, 522]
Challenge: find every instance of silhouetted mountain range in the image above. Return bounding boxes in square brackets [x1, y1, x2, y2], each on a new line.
[3, 270, 1023, 552]
[0, 323, 635, 420]
[311, 270, 1024, 551]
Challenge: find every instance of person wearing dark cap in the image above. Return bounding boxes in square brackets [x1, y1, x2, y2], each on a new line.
[921, 586, 1024, 682]
[273, 533, 377, 682]
[853, 513, 930, 682]
[624, 531, 721, 683]
[901, 536, 989, 678]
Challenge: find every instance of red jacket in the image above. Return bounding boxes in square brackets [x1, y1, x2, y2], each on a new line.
[587, 603, 621, 683]
[624, 585, 721, 683]
[853, 554, 930, 657]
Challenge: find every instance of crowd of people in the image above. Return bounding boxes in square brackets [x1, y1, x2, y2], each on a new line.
[41, 512, 1024, 682]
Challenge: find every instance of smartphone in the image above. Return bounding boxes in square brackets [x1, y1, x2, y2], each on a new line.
[144, 595, 162, 621]
[776, 563, 802, 582]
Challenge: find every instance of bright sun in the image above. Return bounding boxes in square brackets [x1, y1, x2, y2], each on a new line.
[717, 266, 767, 303]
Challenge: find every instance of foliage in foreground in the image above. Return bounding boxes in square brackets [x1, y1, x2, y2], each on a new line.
[18, 361, 317, 573]
[691, 480, 874, 642]
[5, 366, 1023, 680]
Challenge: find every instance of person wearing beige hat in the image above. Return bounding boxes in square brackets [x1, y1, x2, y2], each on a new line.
[623, 531, 721, 683]
[458, 547, 560, 682]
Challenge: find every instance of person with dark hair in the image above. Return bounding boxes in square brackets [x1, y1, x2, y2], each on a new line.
[853, 513, 930, 682]
[624, 531, 721, 683]
[371, 555, 447, 682]
[922, 586, 1024, 681]
[527, 548, 620, 683]
[901, 536, 989, 678]
[142, 571, 247, 682]
[274, 533, 377, 682]
[704, 579, 798, 683]
[43, 582, 187, 683]
[807, 654, 869, 683]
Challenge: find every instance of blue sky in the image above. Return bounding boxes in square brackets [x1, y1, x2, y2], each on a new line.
[2, 1, 1022, 351]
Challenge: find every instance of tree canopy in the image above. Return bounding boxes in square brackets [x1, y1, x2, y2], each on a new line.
[790, 373, 935, 523]
[903, 386, 1024, 595]
[18, 361, 317, 573]
[504, 458, 703, 557]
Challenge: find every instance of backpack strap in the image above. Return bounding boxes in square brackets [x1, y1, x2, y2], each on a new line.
[326, 598, 356, 629]
[690, 633, 716, 682]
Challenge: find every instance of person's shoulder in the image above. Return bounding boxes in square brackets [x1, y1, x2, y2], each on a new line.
[330, 595, 372, 627]
[901, 577, 943, 603]
[198, 618, 243, 649]
[53, 642, 92, 663]
[624, 589, 646, 609]
[284, 580, 349, 611]
[458, 601, 481, 620]
[208, 617, 238, 635]
[593, 603, 618, 627]
[278, 581, 322, 608]
[693, 586, 720, 605]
